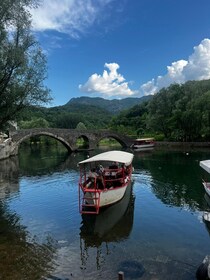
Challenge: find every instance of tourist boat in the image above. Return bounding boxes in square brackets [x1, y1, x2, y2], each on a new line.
[79, 182, 135, 268]
[80, 180, 134, 240]
[80, 182, 135, 268]
[131, 137, 155, 151]
[199, 160, 210, 196]
[78, 150, 134, 214]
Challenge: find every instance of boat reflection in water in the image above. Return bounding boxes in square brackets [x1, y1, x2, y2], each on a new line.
[201, 194, 210, 240]
[203, 194, 210, 232]
[80, 181, 135, 269]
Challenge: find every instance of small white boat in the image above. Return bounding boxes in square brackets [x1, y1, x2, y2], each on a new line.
[131, 137, 155, 151]
[78, 150, 134, 214]
[200, 160, 210, 196]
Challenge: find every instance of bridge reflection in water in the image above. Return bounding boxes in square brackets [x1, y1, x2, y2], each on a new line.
[80, 181, 135, 270]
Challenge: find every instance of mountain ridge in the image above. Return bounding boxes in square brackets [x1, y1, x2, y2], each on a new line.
[64, 95, 151, 114]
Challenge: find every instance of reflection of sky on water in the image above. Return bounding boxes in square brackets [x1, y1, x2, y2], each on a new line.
[7, 171, 80, 244]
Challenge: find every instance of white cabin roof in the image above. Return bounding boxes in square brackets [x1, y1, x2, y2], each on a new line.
[135, 137, 154, 141]
[200, 160, 210, 174]
[78, 150, 134, 166]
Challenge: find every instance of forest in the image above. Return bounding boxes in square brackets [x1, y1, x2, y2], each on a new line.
[110, 79, 210, 141]
[17, 79, 210, 142]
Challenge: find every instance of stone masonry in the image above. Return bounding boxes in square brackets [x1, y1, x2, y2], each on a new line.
[0, 128, 134, 160]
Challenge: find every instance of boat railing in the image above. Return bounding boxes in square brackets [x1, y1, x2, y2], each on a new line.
[79, 173, 101, 214]
[80, 165, 132, 192]
[103, 167, 128, 188]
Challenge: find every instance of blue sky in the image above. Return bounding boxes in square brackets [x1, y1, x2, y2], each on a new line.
[30, 0, 210, 106]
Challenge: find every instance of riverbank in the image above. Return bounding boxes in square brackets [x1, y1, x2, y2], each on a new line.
[156, 141, 210, 148]
[0, 138, 14, 160]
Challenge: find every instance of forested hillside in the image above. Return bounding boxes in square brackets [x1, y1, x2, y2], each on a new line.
[18, 79, 210, 142]
[110, 80, 210, 141]
[66, 96, 151, 114]
[18, 95, 149, 129]
[19, 103, 112, 129]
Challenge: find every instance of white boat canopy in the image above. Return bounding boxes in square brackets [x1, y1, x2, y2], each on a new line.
[78, 150, 134, 166]
[135, 137, 154, 141]
[200, 160, 210, 174]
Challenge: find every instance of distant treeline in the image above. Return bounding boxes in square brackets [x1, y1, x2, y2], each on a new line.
[110, 80, 210, 141]
[18, 79, 210, 142]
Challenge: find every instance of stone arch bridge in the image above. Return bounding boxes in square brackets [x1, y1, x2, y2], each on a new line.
[9, 128, 134, 156]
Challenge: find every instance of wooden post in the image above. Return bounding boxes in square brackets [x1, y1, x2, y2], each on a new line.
[118, 271, 124, 280]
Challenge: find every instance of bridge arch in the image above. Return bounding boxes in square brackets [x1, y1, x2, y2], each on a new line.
[8, 128, 133, 158]
[75, 134, 90, 149]
[14, 132, 73, 153]
[96, 133, 128, 148]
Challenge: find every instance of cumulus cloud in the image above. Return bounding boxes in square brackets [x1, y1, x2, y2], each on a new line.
[79, 39, 210, 98]
[141, 38, 210, 95]
[30, 0, 118, 38]
[79, 63, 136, 98]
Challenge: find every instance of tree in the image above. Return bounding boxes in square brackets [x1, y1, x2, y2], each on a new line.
[19, 117, 49, 129]
[76, 122, 87, 130]
[147, 87, 176, 139]
[0, 0, 51, 129]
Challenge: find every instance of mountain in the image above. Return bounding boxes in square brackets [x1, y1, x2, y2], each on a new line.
[65, 96, 152, 114]
[18, 95, 153, 130]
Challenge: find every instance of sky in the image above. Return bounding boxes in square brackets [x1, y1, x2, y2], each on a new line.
[30, 0, 210, 106]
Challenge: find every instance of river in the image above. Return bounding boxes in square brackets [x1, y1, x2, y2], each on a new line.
[0, 144, 210, 280]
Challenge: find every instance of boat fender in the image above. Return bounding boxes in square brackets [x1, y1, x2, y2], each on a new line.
[196, 255, 210, 280]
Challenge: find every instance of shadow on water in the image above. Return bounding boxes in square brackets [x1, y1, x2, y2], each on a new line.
[0, 202, 56, 280]
[0, 153, 59, 279]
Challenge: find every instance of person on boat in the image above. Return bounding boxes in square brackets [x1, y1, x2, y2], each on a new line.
[109, 161, 119, 170]
[96, 164, 104, 175]
[95, 164, 105, 189]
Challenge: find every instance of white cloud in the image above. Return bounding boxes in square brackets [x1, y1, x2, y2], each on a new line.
[141, 38, 210, 95]
[79, 63, 136, 98]
[183, 38, 210, 80]
[79, 39, 210, 99]
[30, 0, 117, 38]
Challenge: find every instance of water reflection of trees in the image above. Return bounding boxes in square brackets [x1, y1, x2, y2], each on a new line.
[0, 150, 85, 279]
[80, 182, 135, 269]
[0, 203, 55, 280]
[134, 149, 210, 211]
[18, 144, 92, 175]
[0, 157, 19, 199]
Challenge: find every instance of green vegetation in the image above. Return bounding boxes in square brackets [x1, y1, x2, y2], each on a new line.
[67, 96, 151, 114]
[15, 79, 210, 142]
[0, 0, 51, 130]
[18, 103, 112, 129]
[98, 138, 121, 147]
[110, 80, 210, 141]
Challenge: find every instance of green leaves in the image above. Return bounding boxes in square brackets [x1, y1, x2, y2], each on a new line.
[0, 0, 51, 129]
[109, 80, 210, 141]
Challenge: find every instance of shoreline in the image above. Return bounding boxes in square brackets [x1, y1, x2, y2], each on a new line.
[155, 141, 210, 148]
